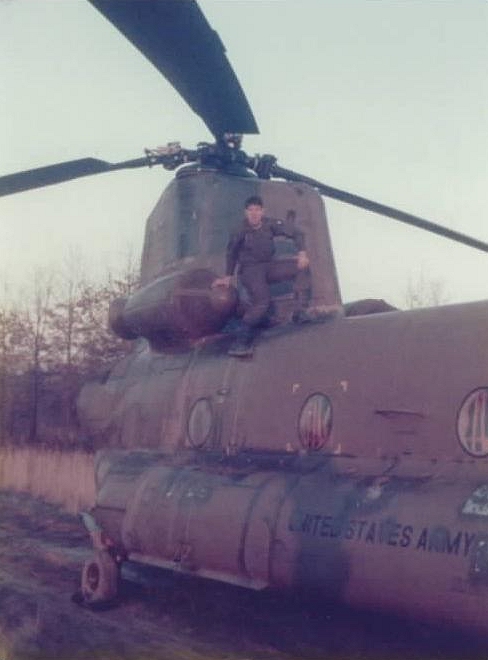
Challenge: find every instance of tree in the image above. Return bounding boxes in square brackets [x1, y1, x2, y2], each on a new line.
[22, 268, 54, 442]
[404, 272, 449, 309]
[48, 249, 87, 428]
[0, 246, 139, 446]
[0, 304, 32, 441]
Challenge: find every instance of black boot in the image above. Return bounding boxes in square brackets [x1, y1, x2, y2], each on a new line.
[228, 324, 255, 357]
[292, 309, 314, 324]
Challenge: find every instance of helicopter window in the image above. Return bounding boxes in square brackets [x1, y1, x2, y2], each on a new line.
[457, 387, 488, 458]
[187, 398, 214, 449]
[298, 393, 333, 451]
[146, 206, 199, 276]
[176, 203, 199, 260]
[174, 221, 198, 260]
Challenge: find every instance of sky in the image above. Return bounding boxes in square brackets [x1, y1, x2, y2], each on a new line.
[1, 0, 487, 308]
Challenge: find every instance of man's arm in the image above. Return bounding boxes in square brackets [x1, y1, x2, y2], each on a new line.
[212, 229, 244, 288]
[268, 217, 309, 269]
[268, 217, 305, 249]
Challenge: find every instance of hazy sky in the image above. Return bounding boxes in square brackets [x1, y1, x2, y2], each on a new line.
[1, 0, 487, 307]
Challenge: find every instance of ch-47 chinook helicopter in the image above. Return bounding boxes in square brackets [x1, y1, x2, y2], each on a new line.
[2, 0, 488, 636]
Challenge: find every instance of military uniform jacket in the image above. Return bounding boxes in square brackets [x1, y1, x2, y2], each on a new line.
[225, 216, 305, 276]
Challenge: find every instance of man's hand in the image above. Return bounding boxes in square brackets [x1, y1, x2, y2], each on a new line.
[297, 250, 310, 270]
[212, 275, 232, 288]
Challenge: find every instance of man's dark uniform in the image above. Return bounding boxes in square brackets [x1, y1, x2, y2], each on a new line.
[226, 216, 310, 334]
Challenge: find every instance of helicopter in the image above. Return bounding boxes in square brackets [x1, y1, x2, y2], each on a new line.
[2, 0, 488, 637]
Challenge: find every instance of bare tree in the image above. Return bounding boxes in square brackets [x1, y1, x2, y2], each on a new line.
[22, 268, 54, 442]
[104, 242, 140, 297]
[0, 284, 32, 441]
[0, 246, 138, 446]
[49, 248, 87, 428]
[405, 272, 449, 309]
[76, 276, 134, 377]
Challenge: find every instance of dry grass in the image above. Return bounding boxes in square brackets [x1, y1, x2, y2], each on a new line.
[0, 446, 95, 513]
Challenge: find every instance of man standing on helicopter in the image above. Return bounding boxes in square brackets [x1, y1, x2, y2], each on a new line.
[213, 195, 312, 357]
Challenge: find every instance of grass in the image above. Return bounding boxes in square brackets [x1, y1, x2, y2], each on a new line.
[0, 446, 95, 513]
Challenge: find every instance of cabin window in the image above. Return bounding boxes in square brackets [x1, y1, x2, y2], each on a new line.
[457, 387, 488, 457]
[187, 398, 214, 449]
[298, 393, 332, 450]
[176, 211, 199, 260]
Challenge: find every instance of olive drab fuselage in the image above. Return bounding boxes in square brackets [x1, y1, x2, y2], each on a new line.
[78, 170, 488, 633]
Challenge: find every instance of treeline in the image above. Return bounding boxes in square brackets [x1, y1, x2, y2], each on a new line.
[0, 259, 138, 448]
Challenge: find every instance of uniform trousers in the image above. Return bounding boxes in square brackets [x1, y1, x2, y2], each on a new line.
[239, 259, 310, 327]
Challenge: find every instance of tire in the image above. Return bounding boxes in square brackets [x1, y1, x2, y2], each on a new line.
[81, 550, 119, 605]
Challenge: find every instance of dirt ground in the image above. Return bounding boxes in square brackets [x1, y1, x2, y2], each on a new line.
[1, 491, 488, 660]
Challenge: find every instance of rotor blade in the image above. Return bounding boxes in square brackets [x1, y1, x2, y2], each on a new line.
[273, 165, 488, 254]
[88, 0, 258, 138]
[0, 157, 148, 197]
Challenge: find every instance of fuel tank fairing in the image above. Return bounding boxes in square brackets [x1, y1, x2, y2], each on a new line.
[91, 447, 488, 633]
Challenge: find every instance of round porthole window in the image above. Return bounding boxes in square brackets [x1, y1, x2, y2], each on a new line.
[187, 398, 213, 448]
[457, 387, 488, 458]
[298, 393, 332, 450]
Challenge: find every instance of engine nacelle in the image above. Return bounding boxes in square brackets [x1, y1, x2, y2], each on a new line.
[109, 268, 237, 349]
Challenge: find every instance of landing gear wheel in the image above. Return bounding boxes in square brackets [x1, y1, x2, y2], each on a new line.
[81, 550, 119, 606]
